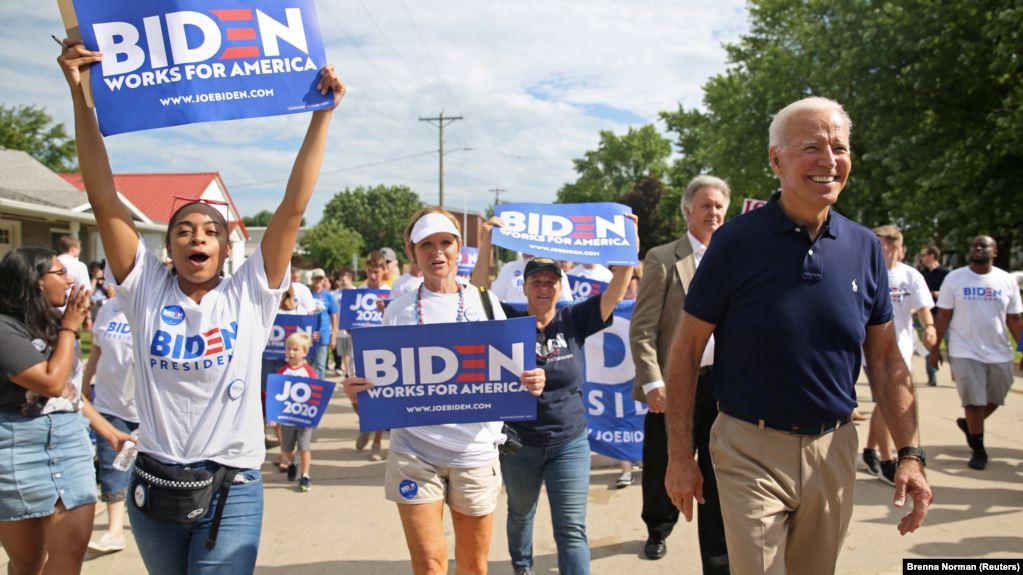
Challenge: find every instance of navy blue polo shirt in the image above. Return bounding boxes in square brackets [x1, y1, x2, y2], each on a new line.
[684, 192, 892, 424]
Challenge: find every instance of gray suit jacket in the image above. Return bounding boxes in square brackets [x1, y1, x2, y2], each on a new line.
[629, 237, 697, 402]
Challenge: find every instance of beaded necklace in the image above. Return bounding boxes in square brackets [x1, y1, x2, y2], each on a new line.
[415, 281, 465, 324]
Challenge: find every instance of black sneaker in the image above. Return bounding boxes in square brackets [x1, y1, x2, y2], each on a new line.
[956, 418, 980, 450]
[862, 448, 881, 475]
[878, 459, 897, 486]
[287, 463, 297, 482]
[299, 475, 311, 492]
[968, 450, 988, 470]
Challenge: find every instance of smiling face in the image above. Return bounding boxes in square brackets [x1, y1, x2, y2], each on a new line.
[770, 108, 851, 214]
[38, 256, 74, 308]
[524, 270, 562, 313]
[413, 232, 461, 282]
[167, 210, 230, 289]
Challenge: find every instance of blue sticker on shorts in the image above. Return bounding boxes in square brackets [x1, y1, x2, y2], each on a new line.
[399, 479, 418, 499]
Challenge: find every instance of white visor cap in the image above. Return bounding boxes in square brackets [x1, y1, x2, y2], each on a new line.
[410, 212, 461, 244]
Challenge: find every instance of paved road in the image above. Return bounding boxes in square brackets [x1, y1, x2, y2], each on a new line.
[6, 357, 1021, 573]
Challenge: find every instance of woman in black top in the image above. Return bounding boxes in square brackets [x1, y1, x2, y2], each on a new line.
[0, 247, 129, 573]
[472, 216, 637, 575]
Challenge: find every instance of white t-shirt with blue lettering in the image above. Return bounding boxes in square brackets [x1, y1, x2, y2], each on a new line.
[109, 239, 287, 468]
[887, 262, 934, 369]
[90, 298, 138, 423]
[937, 266, 1022, 364]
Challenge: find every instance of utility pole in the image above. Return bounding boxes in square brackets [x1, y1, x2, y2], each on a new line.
[488, 188, 506, 208]
[419, 111, 463, 207]
[487, 188, 507, 267]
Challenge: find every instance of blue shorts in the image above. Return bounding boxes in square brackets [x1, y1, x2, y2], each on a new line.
[96, 413, 139, 502]
[0, 410, 97, 521]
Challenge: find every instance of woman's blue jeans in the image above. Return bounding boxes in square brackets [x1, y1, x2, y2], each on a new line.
[127, 464, 263, 574]
[502, 431, 591, 574]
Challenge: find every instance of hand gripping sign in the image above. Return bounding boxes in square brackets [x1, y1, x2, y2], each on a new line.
[265, 374, 335, 428]
[263, 313, 319, 359]
[493, 203, 639, 266]
[59, 0, 333, 135]
[339, 288, 391, 329]
[352, 317, 537, 432]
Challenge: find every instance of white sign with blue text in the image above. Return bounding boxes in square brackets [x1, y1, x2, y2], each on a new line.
[352, 317, 537, 431]
[68, 0, 333, 135]
[493, 203, 639, 266]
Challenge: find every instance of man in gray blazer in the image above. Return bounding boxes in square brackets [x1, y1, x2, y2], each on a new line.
[630, 175, 731, 571]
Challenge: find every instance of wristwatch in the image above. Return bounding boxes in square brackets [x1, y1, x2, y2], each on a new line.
[897, 446, 926, 467]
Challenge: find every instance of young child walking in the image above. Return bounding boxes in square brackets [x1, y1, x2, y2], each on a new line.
[277, 332, 318, 492]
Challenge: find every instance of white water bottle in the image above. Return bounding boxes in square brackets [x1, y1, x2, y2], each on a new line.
[112, 429, 140, 471]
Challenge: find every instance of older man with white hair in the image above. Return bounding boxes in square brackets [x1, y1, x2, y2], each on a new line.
[630, 174, 731, 569]
[665, 97, 933, 574]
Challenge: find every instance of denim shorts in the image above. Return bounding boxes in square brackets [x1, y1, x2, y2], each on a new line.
[96, 413, 139, 502]
[0, 410, 98, 520]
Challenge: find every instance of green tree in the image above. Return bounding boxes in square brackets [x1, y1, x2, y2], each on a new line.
[298, 220, 363, 272]
[618, 177, 677, 258]
[556, 125, 673, 204]
[242, 210, 304, 228]
[321, 185, 423, 257]
[661, 0, 1023, 267]
[0, 105, 77, 172]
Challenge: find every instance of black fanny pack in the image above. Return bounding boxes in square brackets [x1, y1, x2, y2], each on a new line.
[131, 453, 239, 549]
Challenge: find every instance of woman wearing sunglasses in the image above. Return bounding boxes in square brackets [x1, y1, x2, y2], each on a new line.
[58, 39, 346, 573]
[0, 249, 133, 574]
[472, 215, 637, 575]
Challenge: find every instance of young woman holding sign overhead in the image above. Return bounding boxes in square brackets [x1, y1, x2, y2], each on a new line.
[473, 214, 637, 575]
[58, 40, 346, 573]
[343, 207, 546, 575]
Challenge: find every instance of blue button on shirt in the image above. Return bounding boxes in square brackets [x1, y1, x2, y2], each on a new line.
[684, 192, 893, 424]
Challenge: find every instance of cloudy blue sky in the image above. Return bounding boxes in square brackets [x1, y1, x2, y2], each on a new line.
[2, 1, 748, 224]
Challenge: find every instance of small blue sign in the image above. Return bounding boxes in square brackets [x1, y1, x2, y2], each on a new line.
[265, 373, 335, 428]
[567, 276, 609, 301]
[458, 247, 479, 277]
[493, 203, 639, 266]
[160, 305, 185, 326]
[263, 314, 319, 359]
[398, 479, 418, 499]
[339, 288, 391, 329]
[352, 317, 537, 431]
[71, 0, 333, 135]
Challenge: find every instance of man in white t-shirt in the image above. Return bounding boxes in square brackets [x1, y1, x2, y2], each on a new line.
[58, 235, 92, 328]
[864, 226, 936, 485]
[491, 254, 572, 305]
[931, 235, 1023, 470]
[568, 263, 613, 283]
[290, 268, 317, 313]
[391, 260, 424, 298]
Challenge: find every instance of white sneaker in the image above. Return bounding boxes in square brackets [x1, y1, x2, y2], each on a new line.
[88, 531, 126, 553]
[615, 471, 634, 489]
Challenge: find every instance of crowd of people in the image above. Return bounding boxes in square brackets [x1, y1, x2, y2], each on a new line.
[0, 43, 1019, 575]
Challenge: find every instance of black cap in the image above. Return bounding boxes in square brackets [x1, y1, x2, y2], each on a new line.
[523, 257, 562, 279]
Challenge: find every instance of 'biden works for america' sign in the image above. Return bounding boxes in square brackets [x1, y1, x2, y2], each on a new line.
[352, 317, 537, 431]
[67, 0, 333, 135]
[493, 203, 639, 266]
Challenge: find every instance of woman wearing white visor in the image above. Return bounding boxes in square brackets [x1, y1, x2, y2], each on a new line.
[344, 207, 545, 575]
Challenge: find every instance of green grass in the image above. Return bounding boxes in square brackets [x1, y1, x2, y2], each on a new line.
[80, 331, 91, 361]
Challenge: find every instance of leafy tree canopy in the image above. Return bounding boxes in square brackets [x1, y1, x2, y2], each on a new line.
[0, 105, 77, 172]
[321, 185, 424, 259]
[556, 125, 673, 204]
[242, 209, 303, 228]
[660, 0, 1023, 267]
[298, 220, 363, 273]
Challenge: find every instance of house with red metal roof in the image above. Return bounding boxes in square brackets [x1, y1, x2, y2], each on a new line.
[61, 171, 250, 275]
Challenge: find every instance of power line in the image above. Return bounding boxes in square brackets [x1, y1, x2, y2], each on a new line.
[353, 0, 427, 99]
[231, 150, 439, 189]
[397, 0, 457, 107]
[315, 0, 405, 99]
[488, 188, 507, 205]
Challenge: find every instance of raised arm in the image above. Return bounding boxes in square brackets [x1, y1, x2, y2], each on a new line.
[58, 41, 138, 283]
[471, 216, 502, 289]
[261, 66, 347, 287]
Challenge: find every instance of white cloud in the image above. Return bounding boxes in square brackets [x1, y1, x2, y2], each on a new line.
[3, 0, 747, 224]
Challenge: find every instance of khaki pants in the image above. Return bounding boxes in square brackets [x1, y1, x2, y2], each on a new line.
[710, 413, 857, 575]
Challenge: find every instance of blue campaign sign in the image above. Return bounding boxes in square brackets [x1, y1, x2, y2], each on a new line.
[339, 288, 391, 329]
[493, 203, 639, 266]
[457, 247, 479, 277]
[265, 373, 335, 428]
[582, 300, 646, 461]
[71, 0, 333, 135]
[352, 317, 537, 431]
[263, 313, 319, 359]
[568, 276, 609, 301]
